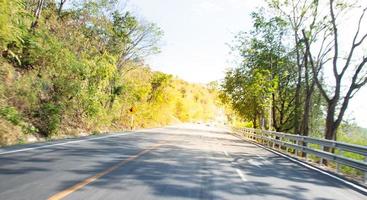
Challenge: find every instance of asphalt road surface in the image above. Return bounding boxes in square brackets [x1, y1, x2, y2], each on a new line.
[0, 124, 366, 200]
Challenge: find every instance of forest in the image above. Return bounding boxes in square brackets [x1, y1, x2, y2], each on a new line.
[0, 0, 220, 146]
[221, 0, 367, 145]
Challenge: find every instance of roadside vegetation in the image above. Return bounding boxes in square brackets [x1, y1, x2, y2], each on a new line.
[1, 0, 365, 169]
[0, 0, 221, 146]
[221, 0, 367, 144]
[220, 0, 367, 178]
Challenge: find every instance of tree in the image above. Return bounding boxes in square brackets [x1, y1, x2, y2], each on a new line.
[302, 0, 367, 141]
[109, 11, 162, 69]
[57, 0, 67, 17]
[267, 0, 320, 136]
[223, 11, 297, 131]
[222, 67, 272, 128]
[31, 0, 45, 29]
[252, 12, 297, 132]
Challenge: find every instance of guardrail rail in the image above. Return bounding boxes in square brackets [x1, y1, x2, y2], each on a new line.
[233, 127, 367, 184]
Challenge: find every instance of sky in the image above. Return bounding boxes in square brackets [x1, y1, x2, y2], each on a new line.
[124, 0, 367, 128]
[126, 0, 263, 83]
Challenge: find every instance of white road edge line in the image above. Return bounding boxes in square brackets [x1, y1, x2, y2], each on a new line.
[223, 150, 229, 157]
[236, 169, 247, 182]
[0, 132, 135, 156]
[249, 139, 367, 194]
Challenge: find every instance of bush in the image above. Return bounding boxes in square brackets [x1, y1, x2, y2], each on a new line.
[34, 103, 62, 136]
[0, 106, 22, 125]
[0, 118, 23, 146]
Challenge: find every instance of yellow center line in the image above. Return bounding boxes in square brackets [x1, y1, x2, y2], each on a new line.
[48, 143, 165, 200]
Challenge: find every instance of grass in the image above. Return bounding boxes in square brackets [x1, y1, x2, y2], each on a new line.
[0, 118, 23, 146]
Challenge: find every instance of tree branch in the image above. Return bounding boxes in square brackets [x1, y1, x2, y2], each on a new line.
[329, 0, 339, 79]
[335, 56, 367, 127]
[302, 29, 330, 102]
[341, 7, 367, 78]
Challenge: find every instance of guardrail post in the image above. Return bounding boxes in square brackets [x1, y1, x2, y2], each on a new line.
[319, 145, 324, 167]
[261, 131, 264, 144]
[278, 137, 281, 150]
[336, 150, 343, 173]
[305, 141, 309, 161]
[256, 131, 262, 144]
[295, 139, 299, 157]
[259, 130, 262, 144]
[238, 127, 367, 182]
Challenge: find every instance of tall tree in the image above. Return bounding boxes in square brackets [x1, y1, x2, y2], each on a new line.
[223, 12, 297, 131]
[267, 0, 320, 136]
[303, 0, 367, 141]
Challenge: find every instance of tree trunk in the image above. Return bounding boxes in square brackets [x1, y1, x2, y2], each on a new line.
[300, 85, 313, 157]
[302, 94, 312, 136]
[323, 100, 338, 163]
[58, 0, 67, 18]
[322, 104, 337, 165]
[301, 52, 314, 138]
[260, 114, 266, 130]
[31, 0, 45, 29]
[272, 93, 278, 131]
[293, 34, 302, 135]
[253, 114, 258, 129]
[325, 111, 336, 140]
[325, 99, 338, 141]
[294, 74, 302, 134]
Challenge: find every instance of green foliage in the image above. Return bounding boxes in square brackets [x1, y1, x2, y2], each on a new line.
[35, 103, 62, 136]
[338, 124, 367, 146]
[0, 0, 220, 144]
[0, 106, 22, 125]
[222, 11, 296, 131]
[0, 0, 26, 50]
[222, 0, 367, 180]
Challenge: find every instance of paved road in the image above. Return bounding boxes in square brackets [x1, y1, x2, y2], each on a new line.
[0, 124, 365, 200]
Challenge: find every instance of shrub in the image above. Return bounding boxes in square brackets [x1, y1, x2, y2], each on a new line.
[34, 103, 62, 136]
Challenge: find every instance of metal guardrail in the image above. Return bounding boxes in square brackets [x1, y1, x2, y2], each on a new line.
[233, 127, 367, 184]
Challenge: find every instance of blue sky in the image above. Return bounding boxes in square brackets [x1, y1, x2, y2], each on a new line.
[126, 0, 367, 128]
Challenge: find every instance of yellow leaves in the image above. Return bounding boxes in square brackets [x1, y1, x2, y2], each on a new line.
[118, 67, 219, 126]
[0, 0, 220, 139]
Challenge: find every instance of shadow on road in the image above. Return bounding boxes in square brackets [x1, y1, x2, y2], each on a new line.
[0, 125, 363, 200]
[53, 126, 346, 199]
